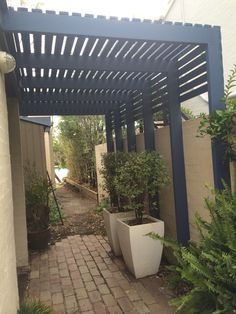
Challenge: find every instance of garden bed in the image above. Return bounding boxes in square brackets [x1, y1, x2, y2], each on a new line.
[64, 177, 98, 202]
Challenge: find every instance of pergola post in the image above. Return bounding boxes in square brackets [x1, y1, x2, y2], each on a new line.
[114, 107, 123, 152]
[206, 35, 231, 189]
[167, 65, 190, 246]
[142, 86, 155, 151]
[105, 111, 114, 152]
[126, 100, 136, 151]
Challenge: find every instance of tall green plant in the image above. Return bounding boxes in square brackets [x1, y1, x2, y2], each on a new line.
[24, 165, 50, 232]
[198, 65, 236, 161]
[148, 187, 236, 313]
[57, 116, 105, 187]
[100, 152, 129, 209]
[115, 151, 170, 223]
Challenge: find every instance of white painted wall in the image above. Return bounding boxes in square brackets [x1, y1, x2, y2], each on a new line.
[8, 98, 28, 268]
[0, 74, 19, 313]
[166, 0, 236, 114]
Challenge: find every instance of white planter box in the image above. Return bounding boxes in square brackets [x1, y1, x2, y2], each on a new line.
[117, 215, 164, 279]
[103, 209, 134, 256]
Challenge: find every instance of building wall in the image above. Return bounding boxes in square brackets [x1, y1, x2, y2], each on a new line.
[44, 130, 55, 184]
[0, 74, 19, 313]
[8, 99, 28, 268]
[20, 120, 47, 179]
[96, 118, 214, 242]
[165, 0, 236, 115]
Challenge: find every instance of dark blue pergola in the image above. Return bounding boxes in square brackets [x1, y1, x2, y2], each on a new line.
[0, 0, 230, 245]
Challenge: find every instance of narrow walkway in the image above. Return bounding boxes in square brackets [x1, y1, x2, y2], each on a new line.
[29, 235, 174, 314]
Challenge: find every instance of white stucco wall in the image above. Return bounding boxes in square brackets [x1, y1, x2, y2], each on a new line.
[0, 74, 19, 313]
[166, 0, 236, 114]
[8, 98, 28, 268]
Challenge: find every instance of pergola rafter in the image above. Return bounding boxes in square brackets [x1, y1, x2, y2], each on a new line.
[0, 2, 230, 246]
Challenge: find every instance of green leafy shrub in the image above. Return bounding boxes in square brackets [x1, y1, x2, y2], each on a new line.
[100, 152, 129, 210]
[49, 197, 65, 224]
[148, 186, 236, 313]
[115, 151, 170, 224]
[95, 198, 109, 215]
[24, 165, 50, 232]
[18, 300, 53, 314]
[198, 65, 236, 161]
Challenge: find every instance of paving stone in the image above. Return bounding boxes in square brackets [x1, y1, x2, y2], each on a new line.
[98, 284, 110, 295]
[94, 276, 105, 286]
[65, 295, 78, 311]
[125, 288, 141, 301]
[30, 270, 40, 279]
[85, 281, 97, 292]
[79, 265, 89, 274]
[111, 286, 125, 299]
[133, 300, 150, 314]
[78, 298, 93, 311]
[117, 297, 134, 312]
[40, 290, 51, 302]
[82, 272, 93, 282]
[107, 306, 123, 314]
[52, 292, 64, 305]
[76, 287, 88, 299]
[88, 290, 102, 303]
[93, 301, 106, 314]
[102, 294, 117, 307]
[106, 277, 119, 288]
[53, 303, 66, 314]
[60, 269, 70, 278]
[90, 267, 100, 276]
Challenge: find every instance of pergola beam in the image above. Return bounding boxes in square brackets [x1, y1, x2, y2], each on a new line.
[22, 92, 129, 103]
[2, 8, 217, 45]
[167, 66, 189, 246]
[20, 100, 119, 115]
[20, 77, 146, 90]
[15, 54, 169, 73]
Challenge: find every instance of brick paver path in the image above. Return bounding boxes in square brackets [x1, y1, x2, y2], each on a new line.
[29, 235, 174, 314]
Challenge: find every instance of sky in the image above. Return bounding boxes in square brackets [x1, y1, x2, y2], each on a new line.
[8, 0, 170, 20]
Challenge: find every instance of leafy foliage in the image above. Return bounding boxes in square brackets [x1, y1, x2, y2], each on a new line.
[115, 151, 170, 223]
[148, 187, 236, 313]
[100, 152, 130, 210]
[95, 198, 110, 215]
[24, 165, 50, 232]
[49, 197, 65, 225]
[18, 300, 53, 314]
[198, 65, 236, 161]
[56, 116, 105, 188]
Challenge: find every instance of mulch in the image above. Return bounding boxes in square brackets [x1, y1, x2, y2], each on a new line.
[49, 211, 106, 245]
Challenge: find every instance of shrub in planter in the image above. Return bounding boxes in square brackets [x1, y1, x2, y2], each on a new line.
[101, 152, 134, 256]
[115, 151, 170, 223]
[115, 151, 170, 278]
[101, 152, 130, 210]
[25, 165, 51, 250]
[148, 186, 236, 313]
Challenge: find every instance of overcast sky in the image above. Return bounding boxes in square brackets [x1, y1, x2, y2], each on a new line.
[8, 0, 170, 19]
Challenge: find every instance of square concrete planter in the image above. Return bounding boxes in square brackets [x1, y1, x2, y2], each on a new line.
[103, 209, 134, 256]
[117, 215, 164, 279]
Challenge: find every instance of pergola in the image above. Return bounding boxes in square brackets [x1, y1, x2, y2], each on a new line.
[0, 0, 230, 245]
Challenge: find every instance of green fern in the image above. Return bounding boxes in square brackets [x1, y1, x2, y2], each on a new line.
[148, 187, 236, 313]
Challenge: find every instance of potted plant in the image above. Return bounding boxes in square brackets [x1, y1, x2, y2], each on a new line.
[115, 151, 170, 278]
[101, 152, 134, 256]
[24, 165, 51, 250]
